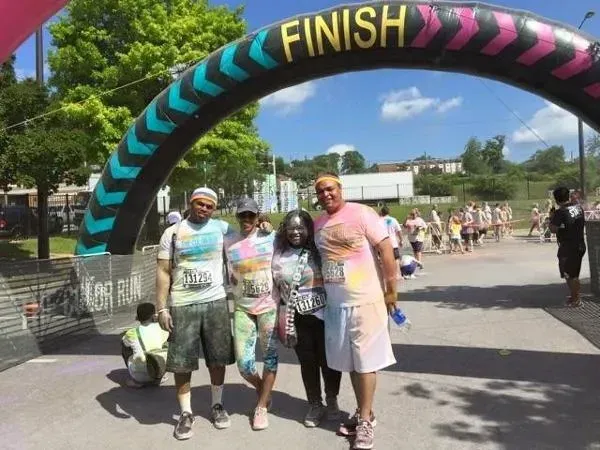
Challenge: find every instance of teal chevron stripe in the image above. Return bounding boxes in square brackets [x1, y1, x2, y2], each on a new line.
[83, 210, 115, 235]
[193, 63, 224, 97]
[109, 153, 141, 180]
[220, 44, 249, 82]
[95, 180, 126, 206]
[145, 101, 176, 134]
[168, 80, 199, 115]
[76, 241, 108, 256]
[126, 127, 157, 156]
[249, 30, 278, 70]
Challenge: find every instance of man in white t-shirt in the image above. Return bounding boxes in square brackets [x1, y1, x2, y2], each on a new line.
[156, 187, 237, 440]
[379, 205, 402, 259]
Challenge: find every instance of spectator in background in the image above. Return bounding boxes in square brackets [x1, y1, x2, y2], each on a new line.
[529, 203, 541, 237]
[492, 203, 503, 242]
[404, 209, 428, 264]
[504, 202, 514, 236]
[380, 206, 403, 274]
[550, 187, 586, 307]
[167, 211, 182, 226]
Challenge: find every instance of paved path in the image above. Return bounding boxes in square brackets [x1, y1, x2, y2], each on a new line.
[2, 238, 600, 450]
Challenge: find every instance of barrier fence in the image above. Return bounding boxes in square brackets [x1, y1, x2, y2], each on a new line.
[0, 248, 158, 372]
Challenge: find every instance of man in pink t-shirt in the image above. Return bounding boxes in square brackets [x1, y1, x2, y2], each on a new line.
[314, 173, 397, 450]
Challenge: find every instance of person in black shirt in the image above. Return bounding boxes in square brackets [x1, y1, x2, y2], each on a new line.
[549, 186, 586, 307]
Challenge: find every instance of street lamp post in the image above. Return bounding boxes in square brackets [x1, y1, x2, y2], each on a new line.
[577, 11, 595, 201]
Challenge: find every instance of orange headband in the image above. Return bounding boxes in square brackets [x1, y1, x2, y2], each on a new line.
[314, 176, 342, 187]
[190, 195, 216, 206]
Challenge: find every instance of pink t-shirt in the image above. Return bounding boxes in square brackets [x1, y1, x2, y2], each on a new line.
[314, 202, 388, 308]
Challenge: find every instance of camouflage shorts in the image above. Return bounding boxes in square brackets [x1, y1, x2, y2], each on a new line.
[166, 298, 235, 373]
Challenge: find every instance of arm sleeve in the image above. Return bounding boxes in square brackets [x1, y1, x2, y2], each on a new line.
[550, 209, 563, 228]
[157, 226, 175, 260]
[361, 206, 389, 246]
[122, 329, 145, 359]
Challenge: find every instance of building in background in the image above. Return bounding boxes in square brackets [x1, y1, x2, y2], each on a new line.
[279, 179, 299, 213]
[253, 174, 278, 213]
[374, 158, 463, 175]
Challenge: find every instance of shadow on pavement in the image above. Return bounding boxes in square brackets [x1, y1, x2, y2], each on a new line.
[400, 280, 591, 310]
[389, 344, 600, 449]
[96, 370, 314, 427]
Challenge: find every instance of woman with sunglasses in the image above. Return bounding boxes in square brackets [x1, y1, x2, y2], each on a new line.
[226, 197, 278, 431]
[272, 209, 342, 428]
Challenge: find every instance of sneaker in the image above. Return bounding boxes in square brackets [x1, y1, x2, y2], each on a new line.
[211, 403, 231, 430]
[338, 411, 377, 436]
[325, 397, 341, 421]
[353, 419, 374, 450]
[303, 402, 325, 428]
[174, 412, 195, 440]
[252, 406, 269, 431]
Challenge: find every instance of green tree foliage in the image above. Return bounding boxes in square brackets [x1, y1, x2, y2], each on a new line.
[48, 0, 268, 195]
[341, 150, 366, 174]
[461, 137, 488, 175]
[0, 77, 89, 258]
[481, 135, 507, 174]
[0, 55, 17, 190]
[469, 176, 517, 200]
[522, 145, 566, 175]
[415, 174, 453, 196]
[313, 153, 341, 174]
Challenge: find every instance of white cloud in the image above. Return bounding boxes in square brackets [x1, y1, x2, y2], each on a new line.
[436, 96, 463, 113]
[260, 81, 317, 115]
[502, 145, 510, 156]
[512, 101, 593, 143]
[326, 144, 355, 155]
[380, 87, 462, 121]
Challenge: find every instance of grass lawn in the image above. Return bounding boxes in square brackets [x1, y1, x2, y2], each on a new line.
[0, 236, 78, 260]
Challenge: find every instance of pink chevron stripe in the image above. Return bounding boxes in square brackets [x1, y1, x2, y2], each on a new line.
[411, 4, 442, 48]
[552, 38, 593, 80]
[517, 22, 555, 66]
[446, 8, 479, 51]
[584, 82, 600, 99]
[481, 12, 517, 56]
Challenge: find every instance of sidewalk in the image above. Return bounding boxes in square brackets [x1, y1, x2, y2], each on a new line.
[1, 239, 600, 450]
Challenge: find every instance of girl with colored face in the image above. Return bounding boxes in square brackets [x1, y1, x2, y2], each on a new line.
[272, 210, 342, 428]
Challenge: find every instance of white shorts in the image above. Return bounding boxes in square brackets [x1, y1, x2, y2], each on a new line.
[324, 302, 396, 373]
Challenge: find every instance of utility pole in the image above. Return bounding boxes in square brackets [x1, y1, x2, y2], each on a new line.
[576, 11, 595, 201]
[203, 161, 207, 187]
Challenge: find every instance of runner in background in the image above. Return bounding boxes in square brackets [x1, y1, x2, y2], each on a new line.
[380, 206, 403, 276]
[404, 209, 427, 265]
[504, 202, 514, 236]
[460, 207, 474, 252]
[272, 210, 342, 428]
[429, 205, 443, 254]
[500, 205, 509, 239]
[449, 214, 465, 254]
[492, 203, 503, 242]
[529, 203, 541, 237]
[473, 204, 486, 245]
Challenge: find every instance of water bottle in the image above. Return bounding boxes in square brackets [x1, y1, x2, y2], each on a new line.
[391, 308, 412, 332]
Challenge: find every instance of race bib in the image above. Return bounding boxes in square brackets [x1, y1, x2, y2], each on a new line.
[323, 260, 346, 284]
[295, 288, 326, 315]
[182, 269, 213, 288]
[242, 279, 271, 297]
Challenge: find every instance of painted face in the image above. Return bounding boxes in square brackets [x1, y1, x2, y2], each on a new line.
[237, 211, 258, 234]
[190, 198, 215, 222]
[285, 215, 308, 248]
[315, 179, 343, 213]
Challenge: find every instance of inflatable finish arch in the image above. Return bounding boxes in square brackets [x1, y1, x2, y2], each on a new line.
[76, 0, 600, 255]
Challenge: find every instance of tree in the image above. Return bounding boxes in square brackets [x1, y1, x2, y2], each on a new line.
[523, 145, 566, 174]
[0, 55, 17, 190]
[313, 153, 340, 175]
[341, 150, 366, 174]
[481, 135, 507, 174]
[49, 0, 268, 210]
[274, 156, 290, 177]
[415, 174, 453, 196]
[461, 137, 488, 175]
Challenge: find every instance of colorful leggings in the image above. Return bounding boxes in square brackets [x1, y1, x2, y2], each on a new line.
[233, 309, 279, 377]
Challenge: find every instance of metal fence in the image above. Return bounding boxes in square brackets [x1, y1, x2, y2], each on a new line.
[0, 248, 158, 371]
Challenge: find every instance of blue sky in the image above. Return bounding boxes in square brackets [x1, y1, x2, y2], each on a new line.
[12, 0, 600, 165]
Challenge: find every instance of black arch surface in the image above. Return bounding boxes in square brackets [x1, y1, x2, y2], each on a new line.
[76, 0, 600, 255]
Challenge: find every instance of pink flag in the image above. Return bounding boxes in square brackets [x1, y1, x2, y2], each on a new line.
[0, 0, 69, 63]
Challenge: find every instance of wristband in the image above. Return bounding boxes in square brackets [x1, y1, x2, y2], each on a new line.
[157, 308, 169, 315]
